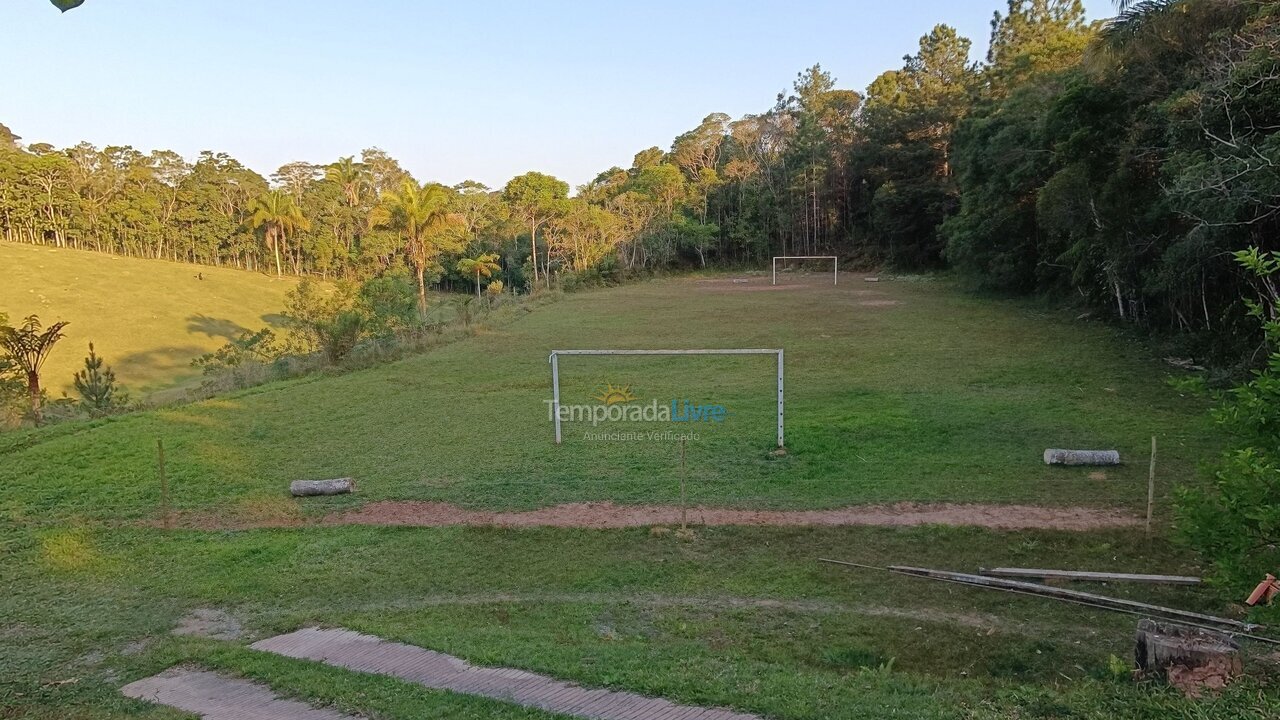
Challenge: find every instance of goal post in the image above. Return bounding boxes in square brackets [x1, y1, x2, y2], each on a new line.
[772, 255, 838, 286]
[548, 349, 784, 448]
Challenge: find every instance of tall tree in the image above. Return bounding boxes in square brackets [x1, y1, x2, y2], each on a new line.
[456, 253, 502, 299]
[860, 26, 974, 266]
[73, 342, 122, 415]
[246, 190, 310, 278]
[371, 180, 466, 316]
[502, 172, 568, 286]
[0, 315, 68, 425]
[325, 156, 369, 207]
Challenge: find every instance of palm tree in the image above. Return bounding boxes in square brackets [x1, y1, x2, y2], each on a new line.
[0, 314, 68, 425]
[247, 190, 310, 278]
[325, 155, 368, 207]
[456, 253, 502, 300]
[370, 180, 466, 317]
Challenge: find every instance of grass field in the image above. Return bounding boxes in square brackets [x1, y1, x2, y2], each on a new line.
[0, 241, 300, 395]
[2, 272, 1272, 718]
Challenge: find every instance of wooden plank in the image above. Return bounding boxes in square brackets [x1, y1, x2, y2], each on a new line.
[887, 566, 1261, 631]
[978, 567, 1201, 586]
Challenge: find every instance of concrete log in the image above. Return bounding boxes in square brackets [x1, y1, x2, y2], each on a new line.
[1044, 449, 1121, 466]
[290, 478, 355, 496]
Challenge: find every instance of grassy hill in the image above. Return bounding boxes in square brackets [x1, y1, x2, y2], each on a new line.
[0, 241, 299, 395]
[5, 273, 1265, 720]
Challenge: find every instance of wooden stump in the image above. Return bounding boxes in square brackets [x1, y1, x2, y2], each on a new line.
[1043, 449, 1121, 466]
[1135, 619, 1241, 696]
[290, 478, 355, 497]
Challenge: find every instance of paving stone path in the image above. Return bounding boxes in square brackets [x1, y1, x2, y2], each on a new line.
[121, 667, 356, 719]
[252, 627, 763, 720]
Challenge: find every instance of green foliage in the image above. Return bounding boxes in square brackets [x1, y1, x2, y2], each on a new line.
[284, 279, 367, 362]
[0, 312, 24, 426]
[356, 270, 419, 338]
[193, 327, 285, 374]
[281, 274, 427, 362]
[246, 189, 311, 278]
[456, 252, 501, 298]
[71, 342, 125, 415]
[0, 313, 68, 425]
[1177, 247, 1280, 594]
[860, 25, 974, 268]
[370, 180, 466, 315]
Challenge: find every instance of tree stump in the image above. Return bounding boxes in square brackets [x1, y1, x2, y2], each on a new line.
[289, 478, 355, 497]
[1043, 449, 1121, 466]
[1135, 619, 1241, 696]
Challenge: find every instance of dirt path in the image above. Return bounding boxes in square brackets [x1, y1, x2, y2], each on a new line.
[326, 500, 1138, 531]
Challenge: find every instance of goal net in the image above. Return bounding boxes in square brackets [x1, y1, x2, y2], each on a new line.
[771, 256, 838, 285]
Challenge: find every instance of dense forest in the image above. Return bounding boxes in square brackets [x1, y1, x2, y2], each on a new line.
[3, 0, 1278, 362]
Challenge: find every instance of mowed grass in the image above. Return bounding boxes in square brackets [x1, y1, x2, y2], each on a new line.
[5, 272, 1268, 719]
[4, 523, 1274, 720]
[3, 272, 1216, 523]
[0, 241, 300, 394]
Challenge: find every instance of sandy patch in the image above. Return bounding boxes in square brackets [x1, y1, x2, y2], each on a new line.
[172, 608, 242, 640]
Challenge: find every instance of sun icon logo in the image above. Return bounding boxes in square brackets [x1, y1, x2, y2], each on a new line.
[592, 383, 637, 405]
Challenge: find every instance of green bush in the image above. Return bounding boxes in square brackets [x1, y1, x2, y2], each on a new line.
[284, 275, 419, 362]
[1177, 248, 1280, 598]
[0, 312, 24, 427]
[72, 342, 128, 416]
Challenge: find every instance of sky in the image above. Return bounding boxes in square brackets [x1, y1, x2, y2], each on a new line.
[1, 0, 1117, 190]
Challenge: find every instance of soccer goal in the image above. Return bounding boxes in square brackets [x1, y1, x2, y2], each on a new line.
[547, 349, 785, 448]
[772, 255, 838, 286]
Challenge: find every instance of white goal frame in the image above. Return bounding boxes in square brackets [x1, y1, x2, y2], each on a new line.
[772, 255, 838, 286]
[548, 349, 784, 448]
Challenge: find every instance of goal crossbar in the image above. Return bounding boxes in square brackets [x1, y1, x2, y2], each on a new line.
[548, 349, 784, 448]
[772, 255, 838, 286]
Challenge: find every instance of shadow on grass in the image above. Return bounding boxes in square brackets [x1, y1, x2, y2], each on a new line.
[186, 314, 250, 341]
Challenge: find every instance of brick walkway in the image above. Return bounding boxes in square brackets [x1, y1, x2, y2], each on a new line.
[121, 667, 355, 719]
[252, 627, 763, 720]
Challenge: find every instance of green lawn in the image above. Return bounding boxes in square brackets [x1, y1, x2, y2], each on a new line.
[0, 241, 300, 395]
[3, 273, 1216, 523]
[2, 272, 1270, 719]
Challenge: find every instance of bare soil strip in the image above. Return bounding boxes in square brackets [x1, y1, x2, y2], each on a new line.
[121, 667, 354, 719]
[328, 500, 1139, 531]
[254, 627, 761, 720]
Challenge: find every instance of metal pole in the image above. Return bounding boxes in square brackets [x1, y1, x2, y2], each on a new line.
[776, 349, 785, 448]
[771, 257, 776, 286]
[550, 352, 562, 444]
[834, 257, 838, 285]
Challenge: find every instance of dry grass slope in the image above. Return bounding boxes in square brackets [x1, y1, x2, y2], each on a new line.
[0, 241, 300, 394]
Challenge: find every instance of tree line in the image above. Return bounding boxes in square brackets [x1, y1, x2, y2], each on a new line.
[3, 0, 1279, 360]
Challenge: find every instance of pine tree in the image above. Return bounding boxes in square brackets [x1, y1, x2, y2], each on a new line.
[73, 342, 121, 415]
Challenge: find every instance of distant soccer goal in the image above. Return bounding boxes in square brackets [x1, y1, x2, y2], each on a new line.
[772, 256, 838, 286]
[548, 349, 785, 448]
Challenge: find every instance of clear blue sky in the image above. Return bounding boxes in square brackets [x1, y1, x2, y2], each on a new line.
[1, 0, 1116, 190]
